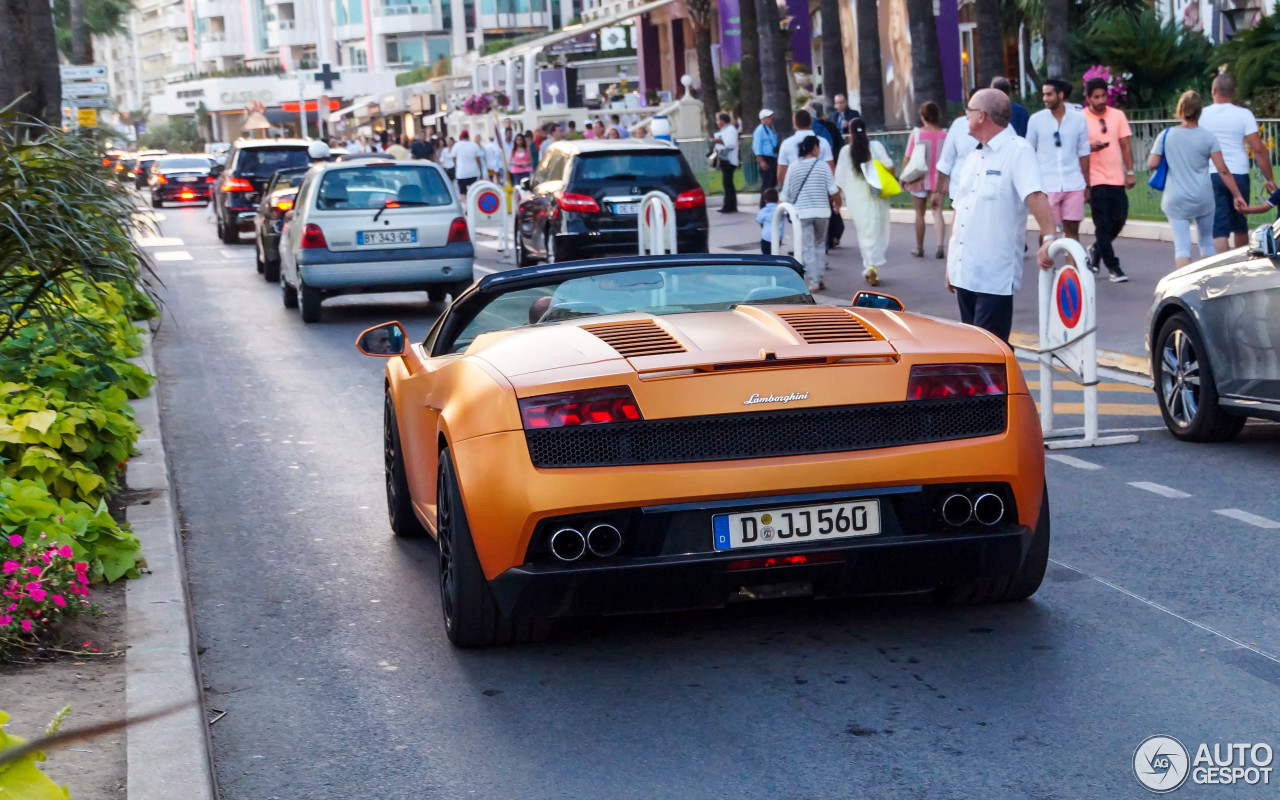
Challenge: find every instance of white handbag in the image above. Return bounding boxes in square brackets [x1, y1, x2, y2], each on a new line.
[899, 128, 930, 185]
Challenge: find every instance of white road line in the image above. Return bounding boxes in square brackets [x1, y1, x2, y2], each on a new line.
[1051, 557, 1280, 667]
[153, 250, 193, 261]
[1045, 453, 1102, 470]
[1214, 509, 1280, 529]
[220, 248, 243, 259]
[1128, 481, 1191, 499]
[137, 236, 185, 248]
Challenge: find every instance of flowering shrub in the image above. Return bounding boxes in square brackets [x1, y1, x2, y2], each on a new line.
[463, 93, 493, 115]
[1082, 64, 1129, 106]
[0, 530, 91, 655]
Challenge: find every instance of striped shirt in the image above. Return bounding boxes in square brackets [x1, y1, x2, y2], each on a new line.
[780, 157, 838, 219]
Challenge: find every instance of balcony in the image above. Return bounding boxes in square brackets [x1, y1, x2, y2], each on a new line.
[198, 36, 245, 59]
[335, 22, 366, 42]
[266, 19, 318, 47]
[195, 0, 231, 19]
[478, 9, 552, 30]
[372, 5, 442, 34]
[137, 10, 186, 33]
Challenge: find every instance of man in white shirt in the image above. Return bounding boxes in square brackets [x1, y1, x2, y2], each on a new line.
[450, 130, 485, 195]
[933, 114, 979, 206]
[1200, 72, 1277, 250]
[947, 89, 1058, 343]
[776, 109, 833, 186]
[1026, 78, 1091, 246]
[482, 135, 505, 184]
[712, 112, 740, 213]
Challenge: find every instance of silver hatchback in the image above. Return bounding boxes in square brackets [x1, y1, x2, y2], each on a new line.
[279, 160, 474, 323]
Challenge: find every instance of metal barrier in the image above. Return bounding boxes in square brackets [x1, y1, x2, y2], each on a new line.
[465, 180, 512, 264]
[638, 191, 677, 255]
[1036, 238, 1138, 450]
[770, 201, 802, 258]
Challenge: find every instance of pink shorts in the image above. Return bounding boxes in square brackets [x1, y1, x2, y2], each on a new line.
[1047, 190, 1086, 223]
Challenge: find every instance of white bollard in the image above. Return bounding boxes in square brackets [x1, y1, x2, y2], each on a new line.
[465, 180, 512, 264]
[770, 201, 803, 259]
[638, 191, 677, 255]
[1037, 238, 1138, 449]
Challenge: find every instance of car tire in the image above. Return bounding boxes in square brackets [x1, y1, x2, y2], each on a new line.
[220, 217, 239, 244]
[151, 194, 162, 209]
[427, 285, 448, 304]
[934, 483, 1050, 605]
[263, 258, 280, 283]
[515, 226, 535, 267]
[384, 393, 426, 539]
[437, 447, 550, 647]
[299, 279, 322, 323]
[281, 275, 298, 309]
[1153, 313, 1245, 442]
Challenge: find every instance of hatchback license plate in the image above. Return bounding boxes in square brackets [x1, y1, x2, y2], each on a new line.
[713, 500, 881, 551]
[177, 176, 198, 183]
[359, 229, 416, 245]
[613, 203, 640, 215]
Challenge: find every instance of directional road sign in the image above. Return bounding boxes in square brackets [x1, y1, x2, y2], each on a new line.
[63, 82, 110, 98]
[77, 108, 98, 128]
[60, 65, 107, 81]
[67, 97, 110, 109]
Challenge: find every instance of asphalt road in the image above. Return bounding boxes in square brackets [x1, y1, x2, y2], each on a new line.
[146, 201, 1280, 799]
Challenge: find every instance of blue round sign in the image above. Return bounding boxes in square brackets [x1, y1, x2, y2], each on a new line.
[476, 190, 500, 215]
[1056, 267, 1083, 329]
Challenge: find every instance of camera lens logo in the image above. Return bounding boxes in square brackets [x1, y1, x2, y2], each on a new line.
[1134, 735, 1190, 793]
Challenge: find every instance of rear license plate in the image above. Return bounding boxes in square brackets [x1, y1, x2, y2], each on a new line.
[613, 203, 639, 215]
[358, 229, 417, 245]
[713, 500, 881, 550]
[177, 176, 198, 183]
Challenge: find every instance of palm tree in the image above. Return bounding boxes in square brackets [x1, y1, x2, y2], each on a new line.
[758, 0, 793, 137]
[1043, 0, 1069, 81]
[54, 0, 133, 65]
[855, 0, 884, 128]
[684, 0, 722, 134]
[975, 0, 1005, 87]
[818, 0, 845, 105]
[0, 0, 63, 124]
[738, 0, 762, 127]
[907, 0, 947, 110]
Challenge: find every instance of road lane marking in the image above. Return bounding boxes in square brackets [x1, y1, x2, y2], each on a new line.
[1214, 509, 1280, 529]
[220, 248, 243, 259]
[1045, 453, 1102, 470]
[153, 250, 193, 261]
[137, 236, 185, 248]
[1128, 481, 1191, 499]
[1051, 557, 1280, 668]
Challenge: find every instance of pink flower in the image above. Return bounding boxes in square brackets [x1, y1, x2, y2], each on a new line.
[27, 583, 45, 602]
[58, 545, 73, 558]
[73, 562, 88, 574]
[26, 566, 40, 577]
[6, 603, 16, 611]
[81, 640, 92, 648]
[39, 552, 51, 564]
[0, 615, 10, 627]
[7, 534, 21, 547]
[20, 619, 33, 633]
[1, 561, 17, 574]
[51, 594, 65, 607]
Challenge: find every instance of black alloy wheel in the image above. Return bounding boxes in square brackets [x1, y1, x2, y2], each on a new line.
[299, 280, 322, 323]
[220, 214, 239, 244]
[281, 274, 298, 309]
[384, 393, 425, 539]
[1153, 313, 1244, 442]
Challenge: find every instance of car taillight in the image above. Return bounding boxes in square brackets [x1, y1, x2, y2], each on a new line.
[675, 188, 706, 209]
[447, 217, 470, 243]
[102, 158, 111, 166]
[518, 386, 642, 429]
[906, 364, 1007, 400]
[115, 164, 125, 172]
[206, 176, 215, 183]
[221, 177, 254, 192]
[726, 552, 844, 572]
[154, 175, 168, 184]
[179, 189, 194, 199]
[300, 223, 327, 249]
[556, 191, 600, 213]
[134, 167, 143, 174]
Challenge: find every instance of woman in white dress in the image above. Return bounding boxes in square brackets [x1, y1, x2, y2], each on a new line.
[835, 117, 895, 285]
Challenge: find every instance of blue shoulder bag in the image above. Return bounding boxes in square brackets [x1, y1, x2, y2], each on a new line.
[1148, 128, 1170, 191]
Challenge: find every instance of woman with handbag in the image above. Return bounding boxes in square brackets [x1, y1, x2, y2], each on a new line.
[1148, 90, 1246, 269]
[902, 101, 948, 259]
[835, 117, 898, 286]
[780, 135, 842, 292]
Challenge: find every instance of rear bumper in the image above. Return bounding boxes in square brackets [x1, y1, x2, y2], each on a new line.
[298, 242, 474, 290]
[154, 185, 211, 201]
[554, 228, 708, 258]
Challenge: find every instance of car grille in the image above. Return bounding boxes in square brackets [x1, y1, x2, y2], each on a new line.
[525, 396, 1007, 468]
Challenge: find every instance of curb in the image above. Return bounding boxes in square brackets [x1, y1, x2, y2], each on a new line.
[124, 322, 218, 800]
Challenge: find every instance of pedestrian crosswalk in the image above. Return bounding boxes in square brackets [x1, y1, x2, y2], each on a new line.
[1018, 360, 1160, 420]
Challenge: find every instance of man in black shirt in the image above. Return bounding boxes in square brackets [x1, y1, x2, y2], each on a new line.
[829, 94, 860, 135]
[410, 131, 433, 160]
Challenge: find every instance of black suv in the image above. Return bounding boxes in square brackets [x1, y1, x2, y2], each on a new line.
[212, 139, 311, 244]
[514, 140, 709, 265]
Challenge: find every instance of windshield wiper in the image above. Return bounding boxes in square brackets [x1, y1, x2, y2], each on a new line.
[373, 200, 429, 222]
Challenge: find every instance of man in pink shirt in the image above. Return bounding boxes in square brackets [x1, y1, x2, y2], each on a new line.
[1083, 76, 1135, 282]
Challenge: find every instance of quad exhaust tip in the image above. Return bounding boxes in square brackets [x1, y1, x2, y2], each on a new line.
[550, 528, 586, 562]
[587, 523, 623, 558]
[940, 494, 974, 527]
[972, 493, 1005, 526]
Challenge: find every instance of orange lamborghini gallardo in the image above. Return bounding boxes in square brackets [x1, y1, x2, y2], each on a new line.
[357, 255, 1048, 647]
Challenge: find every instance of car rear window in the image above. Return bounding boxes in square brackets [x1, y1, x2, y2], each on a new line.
[236, 148, 311, 176]
[160, 157, 212, 170]
[314, 165, 452, 210]
[575, 153, 687, 182]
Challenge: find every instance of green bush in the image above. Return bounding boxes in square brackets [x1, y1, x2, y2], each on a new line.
[1072, 9, 1216, 109]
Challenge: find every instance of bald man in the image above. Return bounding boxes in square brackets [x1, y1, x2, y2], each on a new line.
[945, 88, 1058, 343]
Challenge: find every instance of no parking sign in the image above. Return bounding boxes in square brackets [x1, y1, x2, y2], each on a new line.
[1045, 262, 1091, 375]
[474, 188, 502, 221]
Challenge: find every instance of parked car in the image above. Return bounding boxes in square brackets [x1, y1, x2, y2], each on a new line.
[147, 154, 216, 207]
[253, 166, 309, 282]
[278, 160, 473, 323]
[513, 139, 709, 266]
[1146, 221, 1280, 441]
[131, 150, 168, 190]
[211, 138, 312, 244]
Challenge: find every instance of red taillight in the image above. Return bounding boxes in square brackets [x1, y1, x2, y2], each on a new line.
[726, 552, 844, 572]
[518, 386, 642, 429]
[675, 188, 706, 209]
[134, 167, 143, 174]
[300, 223, 327, 249]
[221, 177, 254, 192]
[276, 196, 295, 212]
[153, 175, 168, 184]
[556, 191, 600, 213]
[206, 175, 215, 183]
[906, 364, 1007, 400]
[115, 164, 125, 172]
[102, 158, 111, 166]
[179, 190, 194, 200]
[447, 217, 470, 243]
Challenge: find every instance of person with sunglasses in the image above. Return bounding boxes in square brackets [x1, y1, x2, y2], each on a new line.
[1027, 79, 1091, 256]
[1083, 76, 1135, 282]
[945, 89, 1058, 344]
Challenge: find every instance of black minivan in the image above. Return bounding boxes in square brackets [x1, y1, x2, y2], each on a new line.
[514, 140, 709, 265]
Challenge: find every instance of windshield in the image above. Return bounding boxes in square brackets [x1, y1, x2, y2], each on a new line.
[575, 153, 687, 182]
[236, 148, 310, 176]
[271, 169, 308, 191]
[444, 264, 811, 354]
[315, 165, 452, 210]
[160, 157, 213, 170]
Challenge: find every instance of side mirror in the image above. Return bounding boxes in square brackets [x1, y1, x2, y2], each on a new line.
[519, 177, 531, 191]
[851, 291, 905, 312]
[356, 321, 409, 357]
[1248, 224, 1277, 258]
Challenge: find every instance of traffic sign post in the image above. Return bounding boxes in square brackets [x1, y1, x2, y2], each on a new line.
[638, 191, 676, 255]
[1037, 238, 1138, 449]
[76, 108, 98, 129]
[465, 180, 512, 264]
[60, 65, 107, 81]
[63, 82, 110, 98]
[770, 202, 802, 260]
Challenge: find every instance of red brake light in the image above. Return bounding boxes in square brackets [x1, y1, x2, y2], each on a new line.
[179, 190, 194, 200]
[556, 191, 600, 213]
[153, 175, 168, 184]
[275, 196, 295, 212]
[221, 177, 254, 192]
[906, 364, 1007, 400]
[134, 167, 143, 174]
[300, 223, 327, 249]
[675, 188, 705, 209]
[102, 158, 111, 166]
[447, 217, 470, 243]
[518, 386, 642, 429]
[115, 164, 125, 171]
[206, 175, 215, 183]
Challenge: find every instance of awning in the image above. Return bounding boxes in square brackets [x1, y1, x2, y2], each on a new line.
[329, 95, 378, 124]
[476, 0, 677, 65]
